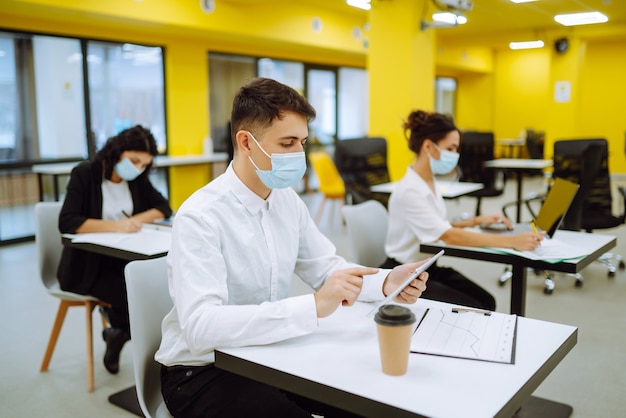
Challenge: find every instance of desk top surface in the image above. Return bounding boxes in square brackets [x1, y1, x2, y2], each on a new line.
[371, 180, 483, 198]
[31, 153, 229, 174]
[421, 230, 615, 272]
[485, 158, 552, 170]
[215, 299, 577, 418]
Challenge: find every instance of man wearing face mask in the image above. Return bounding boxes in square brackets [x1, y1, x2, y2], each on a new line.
[382, 110, 543, 311]
[155, 78, 431, 418]
[58, 125, 172, 374]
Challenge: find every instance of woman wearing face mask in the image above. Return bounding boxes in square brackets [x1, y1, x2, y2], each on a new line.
[382, 110, 543, 310]
[58, 125, 172, 374]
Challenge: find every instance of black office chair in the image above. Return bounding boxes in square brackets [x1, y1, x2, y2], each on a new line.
[559, 139, 626, 277]
[457, 131, 505, 216]
[334, 137, 391, 207]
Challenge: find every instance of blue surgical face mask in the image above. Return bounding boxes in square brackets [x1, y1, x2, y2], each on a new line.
[428, 143, 460, 175]
[114, 157, 144, 181]
[247, 132, 307, 189]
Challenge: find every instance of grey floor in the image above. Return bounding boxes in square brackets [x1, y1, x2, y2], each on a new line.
[1, 175, 625, 417]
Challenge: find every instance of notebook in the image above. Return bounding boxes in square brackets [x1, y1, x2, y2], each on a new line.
[481, 177, 579, 238]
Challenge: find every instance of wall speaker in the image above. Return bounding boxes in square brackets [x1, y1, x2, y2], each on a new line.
[554, 38, 569, 54]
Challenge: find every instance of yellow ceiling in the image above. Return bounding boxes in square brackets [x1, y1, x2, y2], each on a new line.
[432, 0, 626, 44]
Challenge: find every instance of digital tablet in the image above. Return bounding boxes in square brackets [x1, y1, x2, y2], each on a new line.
[366, 250, 445, 318]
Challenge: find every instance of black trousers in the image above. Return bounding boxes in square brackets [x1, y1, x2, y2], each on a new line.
[88, 255, 130, 333]
[380, 258, 496, 311]
[161, 364, 363, 418]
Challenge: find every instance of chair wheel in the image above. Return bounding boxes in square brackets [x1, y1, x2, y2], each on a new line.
[608, 271, 616, 278]
[619, 261, 625, 269]
[498, 279, 506, 287]
[543, 287, 553, 295]
[575, 279, 583, 287]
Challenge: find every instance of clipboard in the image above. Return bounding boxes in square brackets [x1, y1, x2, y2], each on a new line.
[410, 307, 517, 364]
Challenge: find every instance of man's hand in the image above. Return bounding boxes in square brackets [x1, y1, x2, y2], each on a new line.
[314, 267, 379, 318]
[382, 261, 429, 305]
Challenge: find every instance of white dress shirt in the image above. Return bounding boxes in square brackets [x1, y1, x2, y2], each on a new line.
[156, 164, 389, 366]
[385, 167, 452, 265]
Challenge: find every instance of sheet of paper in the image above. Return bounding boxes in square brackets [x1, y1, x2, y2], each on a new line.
[490, 237, 588, 262]
[69, 229, 171, 256]
[411, 307, 517, 364]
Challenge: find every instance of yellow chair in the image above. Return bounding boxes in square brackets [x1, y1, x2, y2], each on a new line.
[307, 151, 346, 223]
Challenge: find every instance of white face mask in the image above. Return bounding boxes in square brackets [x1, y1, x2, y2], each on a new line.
[247, 132, 307, 189]
[428, 143, 460, 175]
[114, 157, 144, 181]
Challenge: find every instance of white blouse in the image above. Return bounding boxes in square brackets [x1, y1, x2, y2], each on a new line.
[385, 166, 452, 264]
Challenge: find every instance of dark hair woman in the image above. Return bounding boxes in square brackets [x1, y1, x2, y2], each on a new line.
[58, 125, 172, 374]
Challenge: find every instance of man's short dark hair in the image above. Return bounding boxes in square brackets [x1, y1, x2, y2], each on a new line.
[230, 78, 316, 149]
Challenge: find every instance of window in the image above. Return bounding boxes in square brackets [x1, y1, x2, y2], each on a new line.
[435, 77, 457, 117]
[88, 41, 166, 153]
[0, 32, 167, 244]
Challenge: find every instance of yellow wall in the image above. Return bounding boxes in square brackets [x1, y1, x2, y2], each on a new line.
[493, 48, 551, 142]
[439, 34, 626, 174]
[578, 38, 626, 174]
[368, 0, 436, 181]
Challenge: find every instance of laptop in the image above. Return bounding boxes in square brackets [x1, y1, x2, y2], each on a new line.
[481, 177, 580, 238]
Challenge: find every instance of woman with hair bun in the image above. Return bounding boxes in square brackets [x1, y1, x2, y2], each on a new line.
[382, 110, 543, 310]
[58, 125, 172, 374]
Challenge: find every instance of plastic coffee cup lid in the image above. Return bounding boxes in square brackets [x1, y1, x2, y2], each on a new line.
[374, 304, 416, 326]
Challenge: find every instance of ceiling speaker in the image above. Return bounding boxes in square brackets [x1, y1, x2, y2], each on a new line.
[554, 38, 569, 54]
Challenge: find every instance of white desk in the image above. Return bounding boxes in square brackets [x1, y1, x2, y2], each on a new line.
[371, 180, 484, 199]
[31, 153, 229, 201]
[484, 158, 553, 222]
[32, 161, 84, 201]
[215, 299, 577, 418]
[61, 226, 171, 261]
[421, 230, 616, 317]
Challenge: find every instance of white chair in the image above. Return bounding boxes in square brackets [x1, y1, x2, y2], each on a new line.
[125, 257, 173, 418]
[35, 201, 110, 393]
[341, 200, 389, 267]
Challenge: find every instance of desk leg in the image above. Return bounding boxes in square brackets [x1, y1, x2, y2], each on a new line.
[515, 171, 523, 223]
[37, 173, 44, 201]
[108, 385, 144, 417]
[510, 261, 527, 316]
[53, 174, 60, 201]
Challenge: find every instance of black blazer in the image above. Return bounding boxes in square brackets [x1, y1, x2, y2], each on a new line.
[57, 160, 172, 294]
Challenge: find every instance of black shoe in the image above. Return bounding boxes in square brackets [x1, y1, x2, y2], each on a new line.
[102, 327, 130, 374]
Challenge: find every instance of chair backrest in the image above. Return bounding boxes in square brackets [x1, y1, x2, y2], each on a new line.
[307, 151, 345, 197]
[334, 137, 390, 206]
[341, 200, 389, 267]
[34, 201, 64, 291]
[125, 257, 173, 418]
[457, 131, 500, 190]
[554, 138, 612, 220]
[525, 129, 545, 159]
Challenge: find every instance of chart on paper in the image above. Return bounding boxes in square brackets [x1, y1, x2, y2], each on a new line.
[410, 308, 517, 364]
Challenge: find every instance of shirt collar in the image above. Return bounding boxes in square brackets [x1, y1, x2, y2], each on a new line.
[226, 163, 272, 215]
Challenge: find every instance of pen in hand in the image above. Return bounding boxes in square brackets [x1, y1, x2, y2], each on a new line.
[530, 219, 538, 234]
[122, 210, 132, 218]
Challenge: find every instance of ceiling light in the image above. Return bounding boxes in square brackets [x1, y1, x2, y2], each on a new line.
[347, 0, 371, 10]
[510, 0, 537, 3]
[555, 11, 608, 26]
[509, 40, 545, 50]
[432, 12, 467, 25]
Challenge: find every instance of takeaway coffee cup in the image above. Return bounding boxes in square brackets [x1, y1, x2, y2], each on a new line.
[374, 304, 416, 376]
